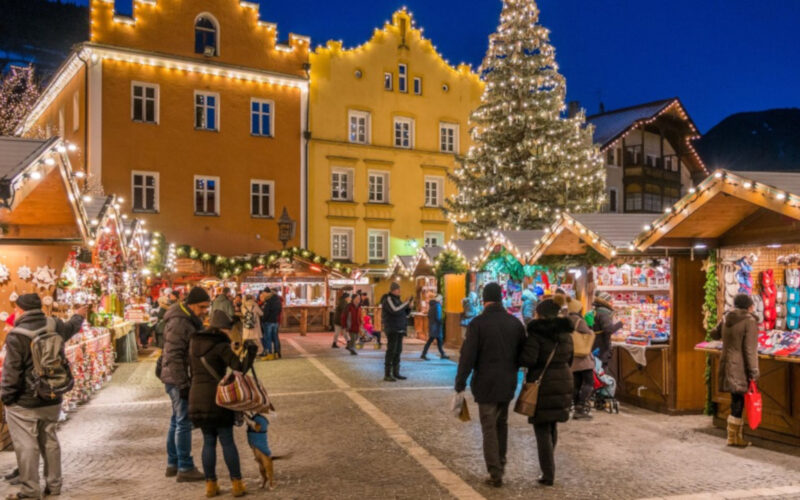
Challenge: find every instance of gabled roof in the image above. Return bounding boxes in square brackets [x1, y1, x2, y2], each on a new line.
[570, 214, 659, 248]
[0, 137, 58, 181]
[497, 230, 543, 257]
[588, 99, 676, 147]
[409, 246, 444, 276]
[386, 255, 415, 278]
[448, 239, 485, 264]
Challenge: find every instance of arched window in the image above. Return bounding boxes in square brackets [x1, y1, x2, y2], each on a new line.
[195, 15, 218, 56]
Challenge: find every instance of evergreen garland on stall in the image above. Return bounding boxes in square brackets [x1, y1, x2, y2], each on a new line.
[433, 250, 468, 293]
[702, 251, 719, 415]
[445, 0, 605, 238]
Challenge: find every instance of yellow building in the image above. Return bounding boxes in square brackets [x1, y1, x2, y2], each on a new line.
[18, 0, 310, 256]
[308, 9, 483, 279]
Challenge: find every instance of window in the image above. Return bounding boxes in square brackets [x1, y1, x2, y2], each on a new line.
[608, 188, 618, 213]
[413, 77, 422, 95]
[132, 82, 158, 123]
[644, 184, 661, 212]
[440, 122, 459, 153]
[398, 64, 407, 93]
[384, 72, 393, 91]
[195, 92, 218, 130]
[195, 15, 218, 56]
[331, 168, 353, 201]
[424, 177, 444, 207]
[368, 171, 388, 203]
[331, 228, 353, 260]
[625, 184, 642, 212]
[72, 92, 79, 132]
[646, 154, 658, 168]
[424, 232, 445, 248]
[393, 117, 414, 149]
[251, 99, 274, 137]
[194, 176, 220, 215]
[251, 180, 274, 217]
[58, 108, 65, 137]
[348, 110, 370, 144]
[132, 171, 159, 212]
[368, 230, 389, 263]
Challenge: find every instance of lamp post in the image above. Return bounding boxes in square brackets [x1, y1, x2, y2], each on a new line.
[277, 207, 296, 249]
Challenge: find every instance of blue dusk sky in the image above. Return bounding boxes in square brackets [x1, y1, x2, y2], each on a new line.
[60, 0, 800, 132]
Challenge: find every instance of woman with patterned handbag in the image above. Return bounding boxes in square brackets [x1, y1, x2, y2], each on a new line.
[189, 310, 258, 497]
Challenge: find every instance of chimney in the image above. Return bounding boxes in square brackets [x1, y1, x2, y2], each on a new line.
[568, 101, 581, 118]
[599, 102, 606, 114]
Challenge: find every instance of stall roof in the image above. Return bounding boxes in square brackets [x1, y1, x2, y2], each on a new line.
[497, 230, 543, 257]
[386, 255, 415, 278]
[0, 137, 57, 181]
[635, 169, 800, 250]
[408, 246, 444, 276]
[448, 239, 485, 264]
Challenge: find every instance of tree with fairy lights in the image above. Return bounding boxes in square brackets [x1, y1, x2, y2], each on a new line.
[0, 65, 40, 136]
[446, 0, 605, 238]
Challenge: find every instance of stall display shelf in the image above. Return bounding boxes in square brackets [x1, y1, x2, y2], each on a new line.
[596, 286, 671, 293]
[695, 345, 800, 365]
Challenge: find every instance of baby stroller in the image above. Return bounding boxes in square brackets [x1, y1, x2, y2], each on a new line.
[592, 356, 619, 414]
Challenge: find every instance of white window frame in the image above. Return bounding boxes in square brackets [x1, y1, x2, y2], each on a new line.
[367, 171, 389, 203]
[348, 110, 371, 145]
[398, 63, 408, 93]
[72, 92, 80, 132]
[131, 170, 160, 213]
[424, 176, 444, 208]
[194, 90, 220, 131]
[368, 229, 389, 263]
[250, 98, 275, 137]
[439, 122, 459, 154]
[331, 227, 354, 260]
[413, 77, 422, 95]
[424, 231, 445, 248]
[131, 81, 160, 124]
[331, 168, 354, 201]
[384, 72, 393, 91]
[393, 116, 414, 149]
[194, 175, 220, 216]
[250, 179, 275, 218]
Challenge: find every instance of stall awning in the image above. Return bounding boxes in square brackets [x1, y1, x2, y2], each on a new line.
[635, 170, 800, 250]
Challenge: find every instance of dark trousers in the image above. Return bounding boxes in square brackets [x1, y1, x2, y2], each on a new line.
[573, 369, 594, 406]
[201, 426, 241, 481]
[730, 392, 745, 418]
[533, 422, 558, 482]
[384, 330, 404, 371]
[422, 336, 445, 357]
[478, 402, 509, 480]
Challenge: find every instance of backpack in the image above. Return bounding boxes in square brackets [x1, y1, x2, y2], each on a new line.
[243, 307, 256, 330]
[13, 317, 75, 401]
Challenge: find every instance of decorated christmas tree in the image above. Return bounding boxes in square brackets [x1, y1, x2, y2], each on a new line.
[447, 0, 605, 238]
[0, 65, 40, 136]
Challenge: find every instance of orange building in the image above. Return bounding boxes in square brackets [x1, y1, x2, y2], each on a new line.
[18, 0, 310, 255]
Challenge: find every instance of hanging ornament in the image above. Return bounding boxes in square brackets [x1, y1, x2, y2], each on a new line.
[0, 263, 9, 284]
[32, 266, 58, 289]
[17, 266, 32, 281]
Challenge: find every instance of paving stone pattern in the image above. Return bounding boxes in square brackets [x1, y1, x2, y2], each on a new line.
[0, 333, 799, 499]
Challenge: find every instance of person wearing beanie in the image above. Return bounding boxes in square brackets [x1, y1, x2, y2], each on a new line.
[566, 298, 596, 420]
[591, 292, 623, 369]
[1, 294, 87, 499]
[159, 286, 211, 482]
[189, 309, 257, 497]
[380, 282, 414, 381]
[455, 282, 526, 488]
[710, 293, 759, 447]
[519, 298, 575, 487]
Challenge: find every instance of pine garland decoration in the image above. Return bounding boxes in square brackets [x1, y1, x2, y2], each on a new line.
[702, 251, 719, 415]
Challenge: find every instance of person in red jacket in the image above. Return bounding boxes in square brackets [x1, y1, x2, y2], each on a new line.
[344, 293, 362, 356]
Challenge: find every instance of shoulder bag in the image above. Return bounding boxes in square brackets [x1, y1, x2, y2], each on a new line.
[571, 318, 595, 358]
[200, 355, 275, 414]
[514, 343, 558, 417]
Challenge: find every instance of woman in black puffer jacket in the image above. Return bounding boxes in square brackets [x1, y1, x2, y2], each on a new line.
[518, 299, 574, 487]
[189, 310, 258, 497]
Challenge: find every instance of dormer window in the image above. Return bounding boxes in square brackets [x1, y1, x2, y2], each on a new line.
[195, 15, 218, 57]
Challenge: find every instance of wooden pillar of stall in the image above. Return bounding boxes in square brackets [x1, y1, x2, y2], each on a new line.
[444, 274, 467, 350]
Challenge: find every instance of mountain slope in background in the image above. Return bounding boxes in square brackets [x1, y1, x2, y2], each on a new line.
[696, 108, 800, 172]
[0, 0, 88, 76]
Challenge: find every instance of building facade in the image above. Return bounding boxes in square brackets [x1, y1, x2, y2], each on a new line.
[307, 9, 483, 275]
[18, 0, 309, 255]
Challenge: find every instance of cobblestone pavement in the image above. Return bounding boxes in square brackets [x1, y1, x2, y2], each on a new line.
[1, 333, 800, 499]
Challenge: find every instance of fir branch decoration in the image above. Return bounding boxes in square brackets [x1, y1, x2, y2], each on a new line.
[702, 251, 719, 416]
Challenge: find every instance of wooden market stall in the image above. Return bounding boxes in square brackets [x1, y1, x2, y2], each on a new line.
[530, 212, 707, 414]
[636, 170, 800, 442]
[407, 246, 443, 340]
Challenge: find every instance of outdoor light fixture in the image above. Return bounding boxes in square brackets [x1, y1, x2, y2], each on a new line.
[277, 207, 296, 249]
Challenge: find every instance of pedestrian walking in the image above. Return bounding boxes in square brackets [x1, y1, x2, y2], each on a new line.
[710, 293, 759, 447]
[241, 296, 264, 354]
[210, 287, 235, 320]
[454, 283, 526, 488]
[189, 310, 258, 498]
[261, 288, 282, 359]
[332, 293, 351, 349]
[566, 297, 595, 420]
[159, 287, 211, 482]
[592, 292, 623, 369]
[1, 294, 87, 499]
[521, 287, 537, 324]
[380, 283, 413, 382]
[421, 295, 449, 360]
[344, 293, 363, 355]
[519, 298, 574, 487]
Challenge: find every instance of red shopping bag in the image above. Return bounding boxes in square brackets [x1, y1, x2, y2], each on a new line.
[745, 381, 762, 430]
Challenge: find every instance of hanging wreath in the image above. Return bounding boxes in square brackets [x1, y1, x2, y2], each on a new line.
[32, 266, 58, 289]
[0, 263, 9, 284]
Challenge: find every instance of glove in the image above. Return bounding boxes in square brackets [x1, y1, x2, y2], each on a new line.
[180, 386, 190, 400]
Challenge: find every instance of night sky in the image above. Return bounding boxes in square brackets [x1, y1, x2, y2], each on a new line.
[60, 0, 800, 132]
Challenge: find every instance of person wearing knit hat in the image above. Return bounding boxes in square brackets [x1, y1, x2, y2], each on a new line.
[159, 286, 211, 482]
[566, 297, 596, 420]
[455, 281, 526, 488]
[592, 293, 623, 369]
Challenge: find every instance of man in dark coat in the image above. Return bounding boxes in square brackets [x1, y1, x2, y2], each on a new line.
[380, 282, 413, 382]
[159, 287, 210, 482]
[592, 292, 623, 368]
[519, 299, 574, 486]
[455, 283, 526, 488]
[261, 288, 283, 358]
[1, 294, 86, 499]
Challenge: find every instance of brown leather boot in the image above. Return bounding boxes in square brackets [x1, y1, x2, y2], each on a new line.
[727, 416, 750, 447]
[205, 480, 220, 498]
[232, 478, 247, 497]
